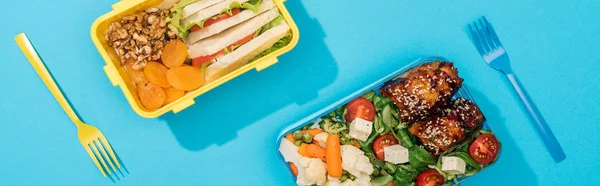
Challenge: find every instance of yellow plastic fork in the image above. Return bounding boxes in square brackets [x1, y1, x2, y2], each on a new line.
[15, 33, 123, 178]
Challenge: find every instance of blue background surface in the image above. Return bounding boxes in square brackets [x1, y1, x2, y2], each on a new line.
[1, 0, 599, 185]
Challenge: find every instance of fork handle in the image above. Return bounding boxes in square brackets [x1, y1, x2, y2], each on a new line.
[15, 33, 83, 126]
[506, 73, 566, 162]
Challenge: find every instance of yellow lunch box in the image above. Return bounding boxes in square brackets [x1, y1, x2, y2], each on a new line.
[91, 0, 299, 118]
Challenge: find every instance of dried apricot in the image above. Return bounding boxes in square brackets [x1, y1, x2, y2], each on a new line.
[144, 62, 171, 88]
[163, 87, 185, 104]
[162, 40, 188, 68]
[137, 82, 166, 110]
[125, 61, 148, 85]
[166, 65, 205, 91]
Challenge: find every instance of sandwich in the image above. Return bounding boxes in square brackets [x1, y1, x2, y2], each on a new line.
[168, 0, 292, 82]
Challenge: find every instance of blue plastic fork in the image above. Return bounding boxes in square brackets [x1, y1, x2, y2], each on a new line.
[468, 17, 566, 162]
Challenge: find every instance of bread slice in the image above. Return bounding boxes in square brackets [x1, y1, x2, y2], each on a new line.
[182, 0, 227, 19]
[186, 0, 277, 44]
[187, 8, 279, 58]
[182, 0, 251, 26]
[205, 22, 290, 82]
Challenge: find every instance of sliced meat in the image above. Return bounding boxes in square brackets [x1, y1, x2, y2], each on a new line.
[449, 98, 485, 131]
[408, 116, 466, 156]
[380, 61, 463, 123]
[409, 98, 485, 156]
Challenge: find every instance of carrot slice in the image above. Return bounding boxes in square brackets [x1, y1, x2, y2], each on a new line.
[301, 129, 324, 138]
[125, 60, 148, 85]
[137, 82, 166, 110]
[326, 134, 342, 178]
[285, 133, 296, 143]
[163, 87, 185, 104]
[162, 40, 188, 68]
[306, 144, 326, 162]
[298, 143, 308, 156]
[289, 162, 299, 176]
[298, 143, 326, 162]
[166, 65, 205, 91]
[353, 139, 361, 149]
[144, 62, 171, 88]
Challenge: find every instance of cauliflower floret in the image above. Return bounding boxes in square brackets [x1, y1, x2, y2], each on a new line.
[297, 157, 327, 186]
[353, 176, 372, 186]
[314, 132, 329, 148]
[341, 180, 357, 186]
[340, 145, 374, 177]
[326, 173, 371, 186]
[326, 176, 359, 186]
[325, 176, 342, 186]
[279, 139, 301, 163]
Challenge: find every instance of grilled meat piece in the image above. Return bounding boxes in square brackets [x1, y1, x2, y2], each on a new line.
[449, 98, 485, 131]
[411, 98, 485, 156]
[438, 98, 485, 130]
[380, 61, 463, 123]
[408, 116, 465, 156]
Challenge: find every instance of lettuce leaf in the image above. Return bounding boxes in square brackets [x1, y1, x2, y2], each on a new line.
[249, 31, 291, 63]
[247, 15, 290, 63]
[225, 0, 262, 15]
[168, 0, 263, 40]
[255, 15, 285, 36]
[167, 0, 201, 40]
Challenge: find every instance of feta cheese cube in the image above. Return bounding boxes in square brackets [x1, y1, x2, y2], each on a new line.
[383, 144, 409, 164]
[349, 118, 373, 141]
[441, 156, 466, 174]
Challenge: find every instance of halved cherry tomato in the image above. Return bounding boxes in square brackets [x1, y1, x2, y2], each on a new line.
[386, 182, 395, 186]
[191, 32, 255, 67]
[416, 170, 444, 186]
[345, 97, 375, 122]
[189, 8, 242, 32]
[372, 134, 399, 161]
[469, 133, 499, 165]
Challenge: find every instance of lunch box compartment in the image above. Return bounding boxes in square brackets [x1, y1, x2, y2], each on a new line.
[275, 56, 499, 185]
[91, 0, 299, 118]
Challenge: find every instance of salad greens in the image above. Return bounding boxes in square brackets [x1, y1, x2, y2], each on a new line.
[394, 165, 419, 185]
[372, 174, 394, 186]
[408, 145, 436, 169]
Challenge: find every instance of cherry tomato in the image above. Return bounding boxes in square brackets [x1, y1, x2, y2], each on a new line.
[469, 133, 499, 165]
[372, 134, 399, 161]
[189, 8, 242, 32]
[192, 32, 255, 67]
[416, 170, 444, 186]
[345, 97, 375, 122]
[386, 182, 395, 186]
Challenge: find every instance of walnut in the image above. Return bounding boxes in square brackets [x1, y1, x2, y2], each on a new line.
[147, 15, 157, 24]
[132, 60, 147, 70]
[159, 18, 167, 27]
[141, 45, 152, 55]
[167, 30, 177, 39]
[122, 15, 135, 21]
[133, 33, 148, 44]
[104, 9, 179, 67]
[145, 8, 159, 13]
